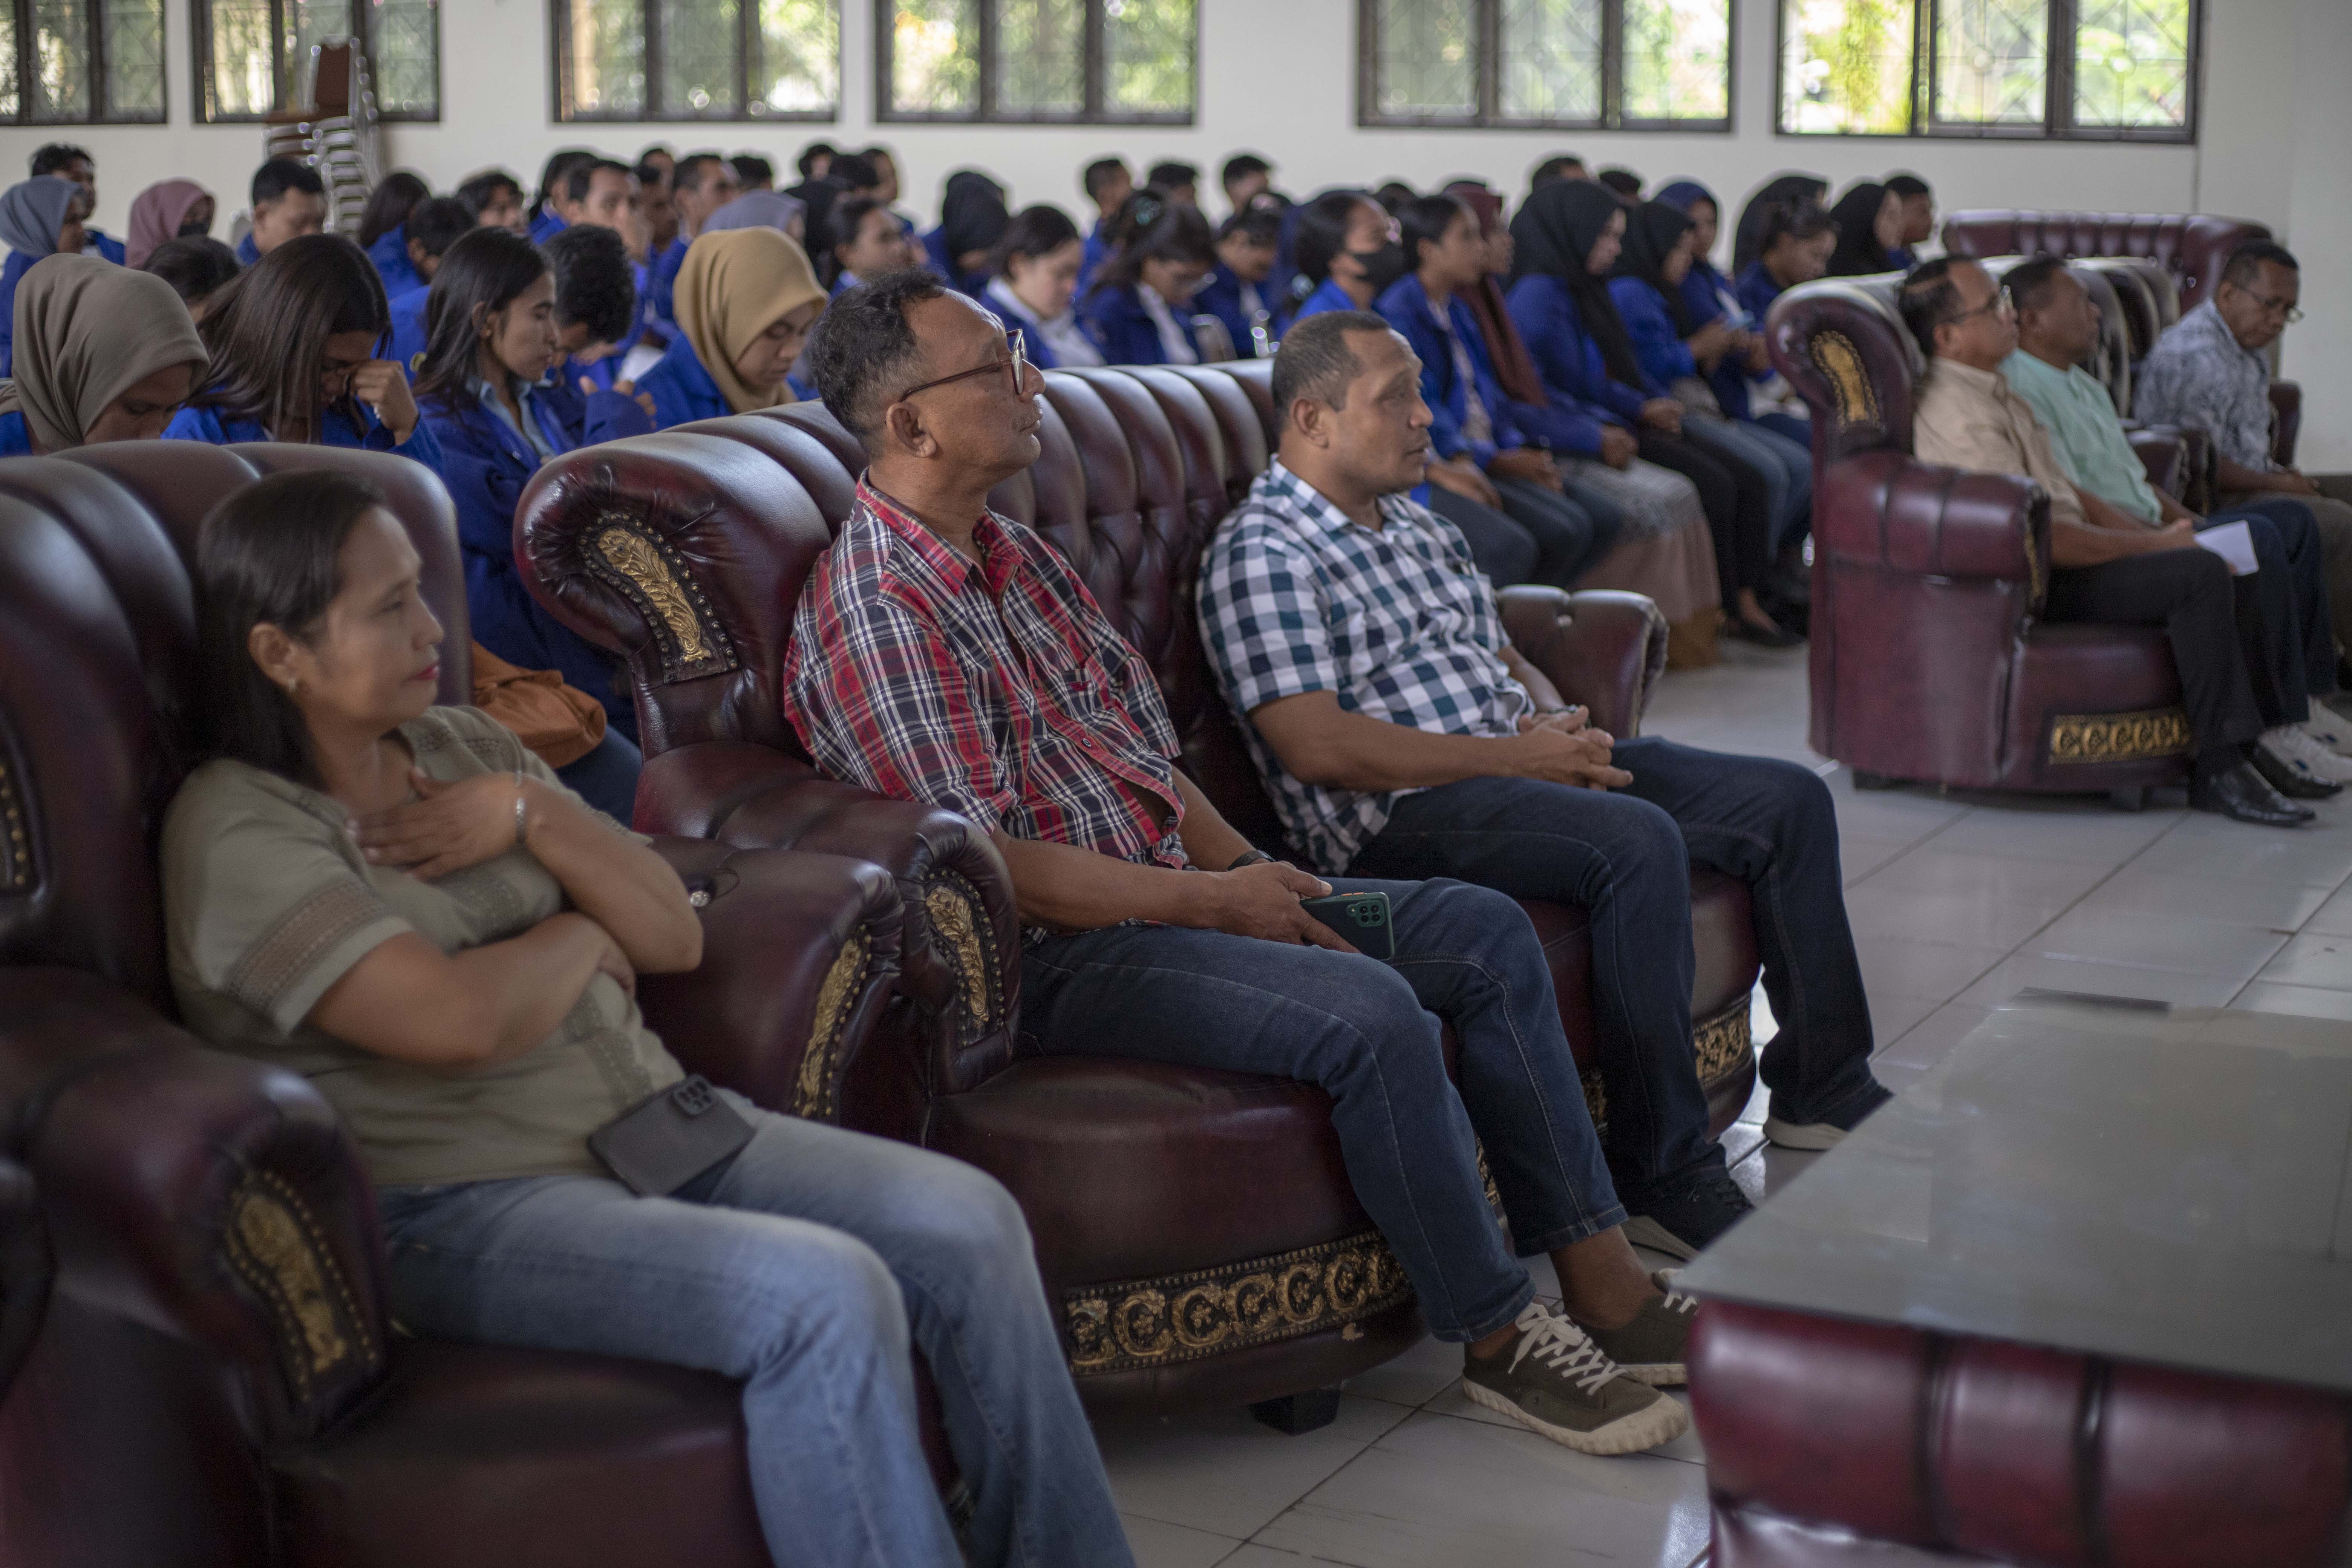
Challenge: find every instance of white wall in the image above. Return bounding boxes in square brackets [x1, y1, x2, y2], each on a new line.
[40, 0, 2345, 462]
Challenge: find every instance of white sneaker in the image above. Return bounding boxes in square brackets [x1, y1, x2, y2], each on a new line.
[2302, 710, 2352, 759]
[2265, 726, 2352, 785]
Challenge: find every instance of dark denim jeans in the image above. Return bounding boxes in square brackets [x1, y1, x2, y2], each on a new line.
[1017, 876, 1621, 1343]
[1347, 740, 1883, 1208]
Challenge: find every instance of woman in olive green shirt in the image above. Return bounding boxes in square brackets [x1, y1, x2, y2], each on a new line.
[163, 469, 1133, 1568]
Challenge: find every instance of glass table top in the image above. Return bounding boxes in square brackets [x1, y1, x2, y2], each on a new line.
[1677, 992, 2352, 1393]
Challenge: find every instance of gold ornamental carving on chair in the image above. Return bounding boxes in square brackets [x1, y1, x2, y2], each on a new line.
[923, 873, 1001, 1035]
[220, 1171, 381, 1401]
[792, 931, 871, 1123]
[1808, 331, 1880, 429]
[2047, 708, 2194, 764]
[584, 510, 740, 683]
[1061, 1231, 1412, 1376]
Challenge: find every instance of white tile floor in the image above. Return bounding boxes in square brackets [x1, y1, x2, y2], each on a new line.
[1093, 639, 2352, 1568]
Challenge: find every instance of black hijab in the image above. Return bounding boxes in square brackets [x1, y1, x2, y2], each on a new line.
[1609, 201, 1699, 332]
[939, 170, 1010, 260]
[1732, 173, 1828, 275]
[1510, 179, 1646, 391]
[1824, 182, 1896, 277]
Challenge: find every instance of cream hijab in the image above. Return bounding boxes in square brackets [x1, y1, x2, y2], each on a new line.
[0, 253, 209, 452]
[674, 227, 827, 414]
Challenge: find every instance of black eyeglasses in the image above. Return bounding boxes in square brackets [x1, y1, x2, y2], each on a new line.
[895, 329, 1031, 401]
[2233, 285, 2305, 324]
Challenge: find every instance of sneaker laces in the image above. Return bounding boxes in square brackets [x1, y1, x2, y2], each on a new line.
[1507, 1302, 1620, 1393]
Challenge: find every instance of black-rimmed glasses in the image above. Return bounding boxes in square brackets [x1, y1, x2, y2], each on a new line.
[896, 329, 1031, 401]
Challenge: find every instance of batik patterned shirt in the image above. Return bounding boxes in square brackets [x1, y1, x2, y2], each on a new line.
[2133, 300, 2278, 472]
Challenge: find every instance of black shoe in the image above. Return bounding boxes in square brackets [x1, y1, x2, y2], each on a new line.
[2191, 760, 2317, 827]
[1726, 615, 1804, 649]
[1620, 1164, 1754, 1262]
[2250, 744, 2344, 800]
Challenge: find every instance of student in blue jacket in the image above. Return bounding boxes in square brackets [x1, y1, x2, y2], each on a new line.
[819, 195, 921, 300]
[635, 227, 828, 430]
[29, 145, 124, 262]
[923, 170, 1011, 300]
[1287, 190, 1407, 322]
[0, 174, 88, 379]
[1196, 207, 1281, 359]
[234, 158, 328, 267]
[386, 197, 485, 371]
[1078, 193, 1217, 365]
[978, 205, 1103, 369]
[1379, 193, 1612, 588]
[1076, 157, 1132, 294]
[162, 233, 443, 474]
[410, 226, 645, 813]
[359, 172, 432, 300]
[1732, 199, 1838, 328]
[536, 223, 661, 447]
[0, 253, 207, 458]
[646, 153, 741, 343]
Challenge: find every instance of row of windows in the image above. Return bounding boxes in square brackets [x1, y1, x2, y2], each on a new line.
[0, 0, 2197, 141]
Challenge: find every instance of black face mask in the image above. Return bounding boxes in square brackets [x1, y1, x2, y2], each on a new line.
[1347, 241, 1409, 296]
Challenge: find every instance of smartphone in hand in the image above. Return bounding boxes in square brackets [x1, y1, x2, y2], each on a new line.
[1299, 890, 1395, 962]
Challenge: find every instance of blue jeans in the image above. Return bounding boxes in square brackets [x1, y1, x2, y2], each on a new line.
[1016, 877, 1622, 1343]
[1347, 742, 1883, 1207]
[555, 728, 643, 822]
[377, 1093, 1133, 1568]
[1700, 415, 1813, 556]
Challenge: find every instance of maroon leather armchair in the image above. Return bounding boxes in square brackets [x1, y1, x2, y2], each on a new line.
[514, 360, 1762, 1426]
[0, 444, 910, 1568]
[1768, 279, 2197, 803]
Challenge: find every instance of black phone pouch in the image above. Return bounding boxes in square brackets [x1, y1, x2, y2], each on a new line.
[588, 1075, 756, 1198]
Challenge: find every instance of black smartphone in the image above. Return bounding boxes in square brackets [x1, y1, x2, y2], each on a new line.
[1300, 890, 1395, 962]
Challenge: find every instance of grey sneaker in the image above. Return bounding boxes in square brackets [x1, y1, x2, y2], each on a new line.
[1576, 1279, 1699, 1386]
[1461, 1302, 1690, 1455]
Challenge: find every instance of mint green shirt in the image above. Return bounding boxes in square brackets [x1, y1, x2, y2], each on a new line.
[2000, 351, 2163, 525]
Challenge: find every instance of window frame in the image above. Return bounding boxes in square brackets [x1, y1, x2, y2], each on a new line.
[1773, 0, 2202, 142]
[549, 0, 843, 123]
[191, 0, 443, 123]
[5, 0, 168, 124]
[873, 0, 1198, 126]
[1355, 0, 1736, 133]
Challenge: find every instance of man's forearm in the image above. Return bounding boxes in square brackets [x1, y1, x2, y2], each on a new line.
[2049, 519, 2162, 568]
[2218, 456, 2283, 493]
[992, 832, 1205, 931]
[1270, 705, 1524, 793]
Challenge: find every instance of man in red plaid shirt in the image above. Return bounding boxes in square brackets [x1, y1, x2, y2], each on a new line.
[782, 271, 1698, 1458]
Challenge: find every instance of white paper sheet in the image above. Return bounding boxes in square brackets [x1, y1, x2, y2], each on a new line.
[2196, 519, 2259, 576]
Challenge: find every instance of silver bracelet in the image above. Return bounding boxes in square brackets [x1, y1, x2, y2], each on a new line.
[513, 770, 527, 845]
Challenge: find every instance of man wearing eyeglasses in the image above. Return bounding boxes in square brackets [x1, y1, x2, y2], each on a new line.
[1905, 256, 2309, 826]
[780, 270, 1705, 1459]
[2135, 242, 2352, 683]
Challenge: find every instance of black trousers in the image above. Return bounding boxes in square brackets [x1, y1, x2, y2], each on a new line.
[2043, 546, 2264, 771]
[1636, 428, 1773, 608]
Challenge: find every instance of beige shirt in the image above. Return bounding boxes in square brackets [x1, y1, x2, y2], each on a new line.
[1910, 357, 2087, 531]
[162, 706, 683, 1189]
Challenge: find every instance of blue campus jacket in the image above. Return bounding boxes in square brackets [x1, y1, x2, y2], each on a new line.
[0, 411, 29, 455]
[368, 224, 424, 300]
[1374, 273, 1527, 469]
[235, 232, 261, 266]
[161, 402, 447, 472]
[0, 251, 35, 378]
[421, 389, 642, 743]
[648, 235, 688, 340]
[634, 334, 726, 430]
[1608, 277, 1701, 393]
[389, 284, 432, 372]
[1505, 273, 1654, 456]
[88, 228, 125, 265]
[1076, 218, 1113, 294]
[1676, 264, 1755, 421]
[530, 210, 568, 246]
[920, 228, 990, 300]
[1079, 283, 1197, 367]
[1291, 277, 1357, 323]
[1196, 264, 1269, 360]
[1733, 262, 1784, 330]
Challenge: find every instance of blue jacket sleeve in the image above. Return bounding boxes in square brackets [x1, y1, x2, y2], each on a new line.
[1080, 289, 1167, 366]
[1376, 286, 1471, 463]
[1508, 276, 1646, 434]
[1610, 279, 1698, 386]
[582, 387, 655, 444]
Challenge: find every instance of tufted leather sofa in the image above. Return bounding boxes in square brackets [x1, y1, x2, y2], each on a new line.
[0, 443, 919, 1568]
[1769, 279, 2200, 801]
[1691, 1301, 2351, 1567]
[514, 358, 1763, 1424]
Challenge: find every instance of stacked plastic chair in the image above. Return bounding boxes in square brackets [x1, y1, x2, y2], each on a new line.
[262, 40, 379, 237]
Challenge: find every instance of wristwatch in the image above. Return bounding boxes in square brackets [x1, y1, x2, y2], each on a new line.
[1227, 849, 1274, 871]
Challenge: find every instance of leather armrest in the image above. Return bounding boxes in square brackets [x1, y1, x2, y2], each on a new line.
[2272, 381, 2301, 470]
[1498, 586, 1668, 740]
[2129, 426, 2191, 501]
[0, 1156, 50, 1401]
[637, 843, 903, 1123]
[1818, 451, 2051, 605]
[0, 967, 387, 1445]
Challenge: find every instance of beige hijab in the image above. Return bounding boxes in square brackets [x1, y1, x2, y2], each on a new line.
[0, 253, 208, 452]
[674, 227, 826, 414]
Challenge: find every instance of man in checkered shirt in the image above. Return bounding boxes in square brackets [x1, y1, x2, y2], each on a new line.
[783, 271, 1701, 1458]
[1199, 311, 1889, 1260]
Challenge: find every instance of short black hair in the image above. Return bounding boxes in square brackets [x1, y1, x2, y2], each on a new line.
[675, 152, 731, 195]
[1295, 190, 1380, 288]
[1885, 172, 1931, 199]
[456, 168, 523, 214]
[828, 153, 879, 193]
[1083, 157, 1130, 202]
[1374, 181, 1416, 215]
[543, 222, 639, 346]
[30, 143, 91, 177]
[1216, 207, 1283, 247]
[730, 153, 775, 187]
[2002, 254, 2073, 315]
[1221, 153, 1271, 190]
[1899, 256, 1972, 360]
[1146, 160, 1199, 193]
[1272, 309, 1392, 416]
[251, 157, 325, 207]
[805, 269, 948, 452]
[143, 236, 242, 308]
[2222, 240, 2299, 291]
[795, 142, 838, 180]
[406, 196, 478, 260]
[633, 158, 669, 190]
[991, 202, 1081, 274]
[1398, 194, 1472, 273]
[1530, 154, 1586, 189]
[1597, 168, 1642, 199]
[1092, 191, 1216, 297]
[565, 158, 632, 204]
[1757, 198, 1836, 257]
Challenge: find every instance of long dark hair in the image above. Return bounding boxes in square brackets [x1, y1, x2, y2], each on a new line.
[1293, 190, 1379, 289]
[1090, 190, 1214, 301]
[412, 226, 551, 410]
[194, 470, 389, 788]
[188, 233, 389, 439]
[357, 171, 430, 248]
[988, 202, 1080, 278]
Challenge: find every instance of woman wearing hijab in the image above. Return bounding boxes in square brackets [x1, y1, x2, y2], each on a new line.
[1731, 174, 1828, 278]
[1442, 182, 1720, 644]
[634, 227, 827, 429]
[0, 175, 92, 380]
[924, 171, 1009, 299]
[1508, 180, 1795, 645]
[127, 179, 216, 269]
[0, 253, 207, 456]
[1823, 181, 1906, 278]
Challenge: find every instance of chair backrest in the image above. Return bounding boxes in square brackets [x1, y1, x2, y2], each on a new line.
[1939, 210, 2271, 313]
[0, 443, 467, 1006]
[1764, 278, 1920, 462]
[1977, 257, 2135, 414]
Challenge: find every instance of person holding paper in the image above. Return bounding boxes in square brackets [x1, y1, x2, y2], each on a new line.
[1999, 257, 2349, 792]
[1902, 257, 2317, 825]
